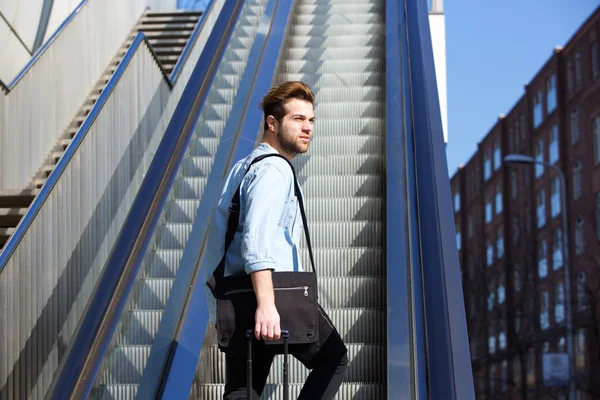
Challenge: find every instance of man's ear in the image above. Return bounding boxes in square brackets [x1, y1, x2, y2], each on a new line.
[266, 115, 277, 132]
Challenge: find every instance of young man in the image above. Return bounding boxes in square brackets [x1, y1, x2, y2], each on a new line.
[204, 81, 348, 399]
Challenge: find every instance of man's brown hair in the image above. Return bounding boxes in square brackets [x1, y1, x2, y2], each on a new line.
[260, 81, 314, 131]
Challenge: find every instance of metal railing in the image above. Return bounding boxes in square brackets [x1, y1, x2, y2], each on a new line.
[42, 0, 237, 397]
[0, 2, 222, 398]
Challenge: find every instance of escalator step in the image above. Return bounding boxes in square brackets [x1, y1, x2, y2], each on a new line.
[166, 199, 201, 224]
[204, 343, 386, 384]
[293, 154, 384, 176]
[180, 156, 216, 178]
[277, 72, 384, 88]
[300, 221, 384, 248]
[311, 118, 384, 137]
[280, 59, 384, 74]
[295, 3, 384, 14]
[299, 247, 385, 277]
[147, 249, 184, 278]
[156, 222, 194, 249]
[287, 34, 384, 48]
[305, 198, 383, 221]
[173, 177, 209, 199]
[284, 46, 384, 61]
[196, 383, 386, 399]
[188, 136, 221, 157]
[313, 101, 385, 118]
[299, 175, 383, 198]
[307, 135, 384, 155]
[115, 310, 163, 345]
[294, 13, 382, 25]
[290, 24, 383, 36]
[100, 345, 152, 384]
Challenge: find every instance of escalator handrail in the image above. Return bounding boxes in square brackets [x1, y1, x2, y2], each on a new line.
[0, 30, 176, 273]
[3, 0, 89, 91]
[403, 0, 475, 398]
[40, 0, 248, 397]
[138, 0, 294, 397]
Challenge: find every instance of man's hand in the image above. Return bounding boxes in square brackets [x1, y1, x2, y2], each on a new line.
[255, 302, 281, 341]
[251, 269, 281, 341]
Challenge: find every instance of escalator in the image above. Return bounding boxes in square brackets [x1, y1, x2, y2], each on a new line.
[198, 0, 387, 397]
[34, 0, 474, 398]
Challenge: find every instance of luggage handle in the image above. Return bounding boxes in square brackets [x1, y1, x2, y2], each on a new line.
[246, 330, 290, 400]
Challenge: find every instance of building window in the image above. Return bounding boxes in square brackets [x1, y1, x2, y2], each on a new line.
[493, 138, 501, 171]
[454, 189, 460, 212]
[533, 90, 543, 128]
[486, 195, 492, 223]
[549, 125, 559, 164]
[593, 41, 599, 80]
[538, 240, 548, 278]
[495, 183, 503, 215]
[513, 216, 520, 245]
[487, 241, 494, 267]
[577, 271, 587, 311]
[497, 270, 505, 303]
[488, 290, 495, 312]
[540, 290, 550, 330]
[511, 171, 518, 199]
[575, 216, 584, 255]
[551, 177, 561, 218]
[488, 325, 497, 354]
[456, 223, 462, 250]
[567, 60, 574, 94]
[490, 365, 497, 395]
[535, 138, 544, 178]
[570, 107, 580, 145]
[594, 115, 600, 165]
[597, 193, 600, 240]
[575, 50, 582, 88]
[497, 227, 504, 259]
[499, 328, 507, 351]
[513, 264, 521, 292]
[555, 281, 565, 325]
[508, 127, 514, 152]
[513, 357, 522, 388]
[484, 152, 491, 180]
[520, 113, 527, 140]
[546, 75, 557, 114]
[500, 360, 508, 392]
[468, 255, 474, 279]
[537, 189, 546, 228]
[576, 329, 585, 371]
[573, 161, 582, 200]
[467, 213, 473, 238]
[553, 228, 563, 270]
[558, 336, 566, 352]
[527, 349, 536, 387]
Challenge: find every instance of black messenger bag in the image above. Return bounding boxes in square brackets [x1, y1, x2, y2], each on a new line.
[207, 154, 319, 352]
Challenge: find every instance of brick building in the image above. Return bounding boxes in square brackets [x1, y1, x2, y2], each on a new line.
[451, 6, 600, 399]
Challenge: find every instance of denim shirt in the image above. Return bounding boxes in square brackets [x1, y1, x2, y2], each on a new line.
[203, 143, 304, 323]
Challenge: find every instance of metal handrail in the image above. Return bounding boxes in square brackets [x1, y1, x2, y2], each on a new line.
[3, 0, 88, 91]
[386, 0, 427, 397]
[140, 0, 294, 397]
[404, 0, 475, 398]
[42, 0, 238, 398]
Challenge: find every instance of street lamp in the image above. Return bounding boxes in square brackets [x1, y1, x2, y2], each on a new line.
[503, 153, 575, 399]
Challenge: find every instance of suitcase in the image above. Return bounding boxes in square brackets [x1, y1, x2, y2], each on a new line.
[245, 329, 290, 400]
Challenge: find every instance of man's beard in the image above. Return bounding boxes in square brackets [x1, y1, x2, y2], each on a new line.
[277, 130, 309, 156]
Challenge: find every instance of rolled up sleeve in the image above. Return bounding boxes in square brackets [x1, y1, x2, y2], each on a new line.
[241, 163, 290, 274]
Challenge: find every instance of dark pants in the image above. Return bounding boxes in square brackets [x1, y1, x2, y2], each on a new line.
[223, 304, 349, 399]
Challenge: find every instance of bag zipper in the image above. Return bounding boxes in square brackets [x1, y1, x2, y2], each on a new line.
[225, 286, 309, 297]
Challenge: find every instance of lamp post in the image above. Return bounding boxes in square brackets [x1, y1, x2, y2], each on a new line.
[503, 154, 575, 399]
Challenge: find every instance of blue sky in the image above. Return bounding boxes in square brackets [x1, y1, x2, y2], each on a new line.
[444, 0, 600, 177]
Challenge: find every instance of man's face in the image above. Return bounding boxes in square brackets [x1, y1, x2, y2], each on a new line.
[273, 99, 315, 157]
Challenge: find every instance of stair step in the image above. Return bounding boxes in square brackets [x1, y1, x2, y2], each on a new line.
[157, 54, 182, 63]
[146, 249, 184, 278]
[290, 23, 384, 36]
[140, 15, 200, 24]
[277, 72, 383, 88]
[139, 31, 191, 40]
[293, 154, 384, 176]
[280, 59, 383, 74]
[306, 135, 384, 155]
[156, 222, 193, 249]
[196, 383, 386, 399]
[0, 208, 26, 227]
[300, 247, 385, 277]
[145, 10, 203, 17]
[173, 176, 209, 199]
[298, 175, 383, 198]
[302, 221, 384, 249]
[100, 345, 152, 384]
[305, 197, 383, 222]
[115, 310, 164, 345]
[0, 227, 15, 244]
[284, 46, 384, 61]
[136, 22, 197, 31]
[205, 343, 386, 384]
[294, 13, 383, 25]
[0, 189, 39, 207]
[153, 46, 185, 56]
[295, 3, 384, 15]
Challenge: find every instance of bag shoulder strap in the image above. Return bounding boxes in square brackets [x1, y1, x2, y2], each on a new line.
[207, 153, 317, 294]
